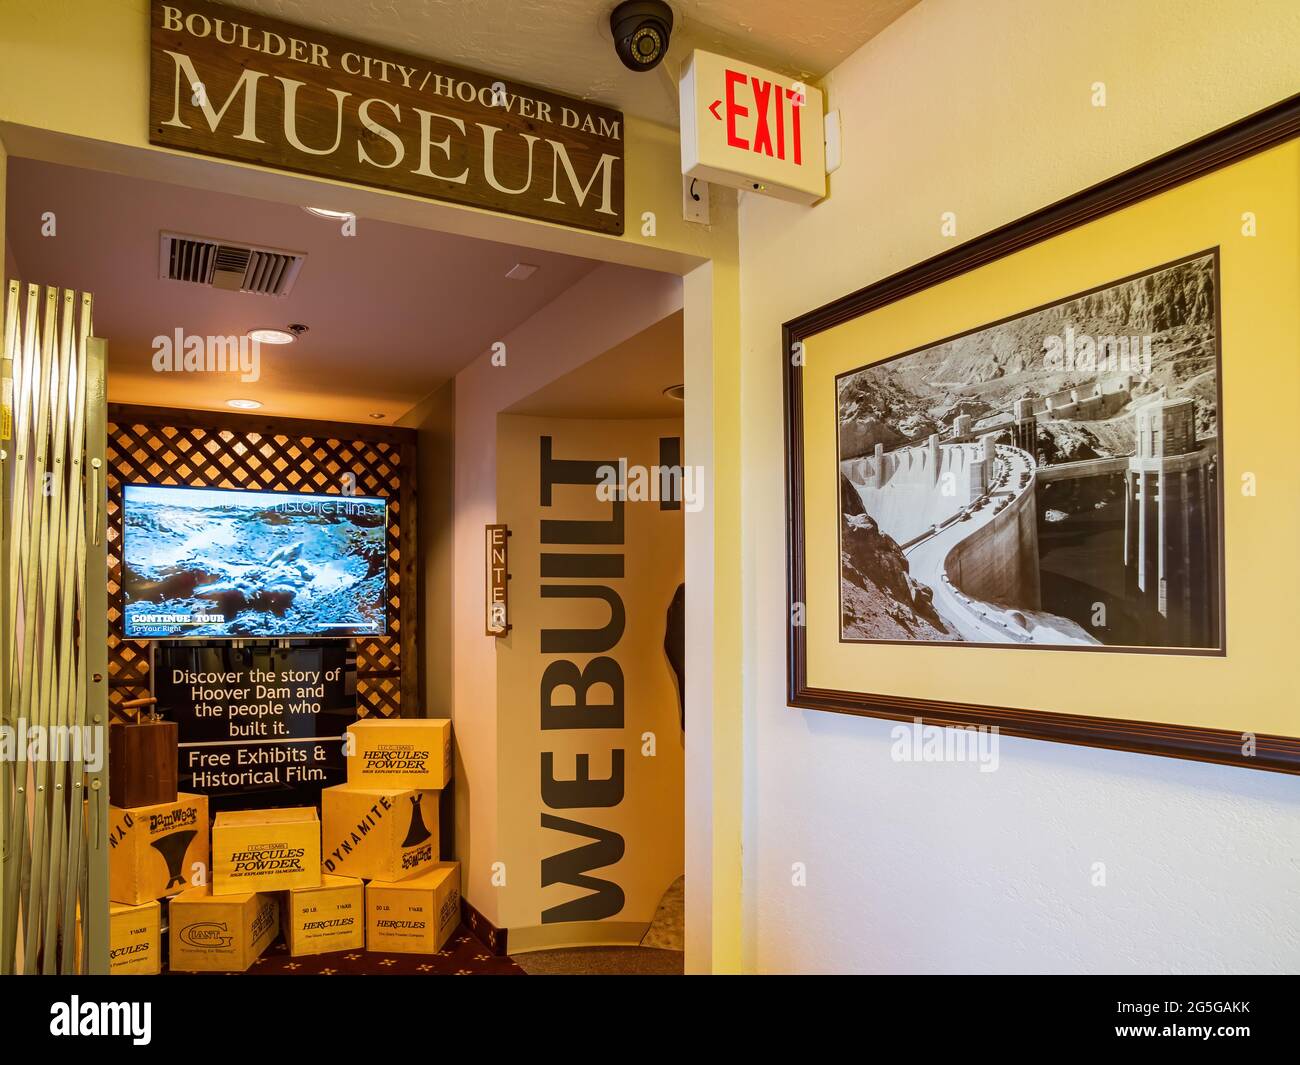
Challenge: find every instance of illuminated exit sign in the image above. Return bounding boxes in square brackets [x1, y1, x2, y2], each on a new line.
[679, 49, 826, 205]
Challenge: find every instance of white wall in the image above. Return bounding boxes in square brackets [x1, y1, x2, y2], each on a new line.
[738, 0, 1300, 973]
[398, 380, 457, 849]
[447, 262, 682, 924]
[494, 414, 685, 945]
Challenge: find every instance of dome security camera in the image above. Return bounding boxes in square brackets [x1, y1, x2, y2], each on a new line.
[610, 1, 674, 72]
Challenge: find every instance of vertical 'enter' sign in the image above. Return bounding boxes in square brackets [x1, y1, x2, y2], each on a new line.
[486, 524, 510, 636]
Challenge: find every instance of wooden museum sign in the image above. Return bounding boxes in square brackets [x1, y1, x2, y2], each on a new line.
[148, 0, 625, 234]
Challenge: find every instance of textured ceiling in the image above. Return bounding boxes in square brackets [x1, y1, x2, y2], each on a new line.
[6, 158, 605, 424]
[507, 311, 683, 419]
[227, 0, 920, 125]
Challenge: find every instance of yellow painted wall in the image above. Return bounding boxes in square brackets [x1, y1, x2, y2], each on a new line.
[684, 258, 742, 972]
[737, 0, 1300, 972]
[495, 415, 685, 949]
[444, 267, 680, 938]
[800, 145, 1297, 730]
[0, 0, 746, 971]
[0, 0, 728, 270]
[0, 134, 10, 278]
[21, 0, 1293, 975]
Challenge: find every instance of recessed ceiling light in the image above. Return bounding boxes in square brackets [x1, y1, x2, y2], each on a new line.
[663, 384, 685, 401]
[368, 413, 386, 420]
[227, 399, 263, 410]
[304, 206, 355, 221]
[247, 327, 296, 345]
[505, 262, 539, 281]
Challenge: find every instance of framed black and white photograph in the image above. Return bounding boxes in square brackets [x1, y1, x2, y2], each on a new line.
[784, 98, 1300, 773]
[835, 251, 1223, 653]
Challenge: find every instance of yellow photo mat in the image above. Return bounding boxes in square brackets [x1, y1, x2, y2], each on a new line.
[799, 140, 1299, 741]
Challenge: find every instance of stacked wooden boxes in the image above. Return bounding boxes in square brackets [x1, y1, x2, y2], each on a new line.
[168, 805, 323, 970]
[322, 719, 461, 953]
[112, 716, 460, 969]
[168, 886, 280, 972]
[106, 720, 196, 975]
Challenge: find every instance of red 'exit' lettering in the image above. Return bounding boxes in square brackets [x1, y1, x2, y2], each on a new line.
[719, 70, 803, 165]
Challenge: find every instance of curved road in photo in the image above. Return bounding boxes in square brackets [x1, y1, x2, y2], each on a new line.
[899, 444, 1037, 643]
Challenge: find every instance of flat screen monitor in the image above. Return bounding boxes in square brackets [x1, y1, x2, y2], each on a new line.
[121, 484, 388, 639]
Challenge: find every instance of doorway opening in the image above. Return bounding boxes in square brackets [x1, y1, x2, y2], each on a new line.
[4, 151, 690, 974]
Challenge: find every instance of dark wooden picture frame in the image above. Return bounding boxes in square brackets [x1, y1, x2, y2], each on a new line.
[783, 93, 1300, 774]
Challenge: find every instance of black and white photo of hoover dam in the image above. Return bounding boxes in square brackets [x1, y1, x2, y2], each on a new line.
[836, 251, 1223, 651]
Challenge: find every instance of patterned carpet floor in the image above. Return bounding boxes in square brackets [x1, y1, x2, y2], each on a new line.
[512, 946, 684, 975]
[171, 926, 686, 975]
[173, 925, 525, 975]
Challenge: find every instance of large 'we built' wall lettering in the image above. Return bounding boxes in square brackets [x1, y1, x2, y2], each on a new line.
[496, 418, 685, 933]
[537, 436, 628, 923]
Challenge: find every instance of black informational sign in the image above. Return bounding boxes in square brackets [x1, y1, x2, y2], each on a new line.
[154, 643, 357, 812]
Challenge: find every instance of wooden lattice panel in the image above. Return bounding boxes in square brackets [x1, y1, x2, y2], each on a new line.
[105, 404, 418, 719]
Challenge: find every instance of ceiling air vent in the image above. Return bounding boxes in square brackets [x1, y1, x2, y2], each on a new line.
[159, 232, 306, 297]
